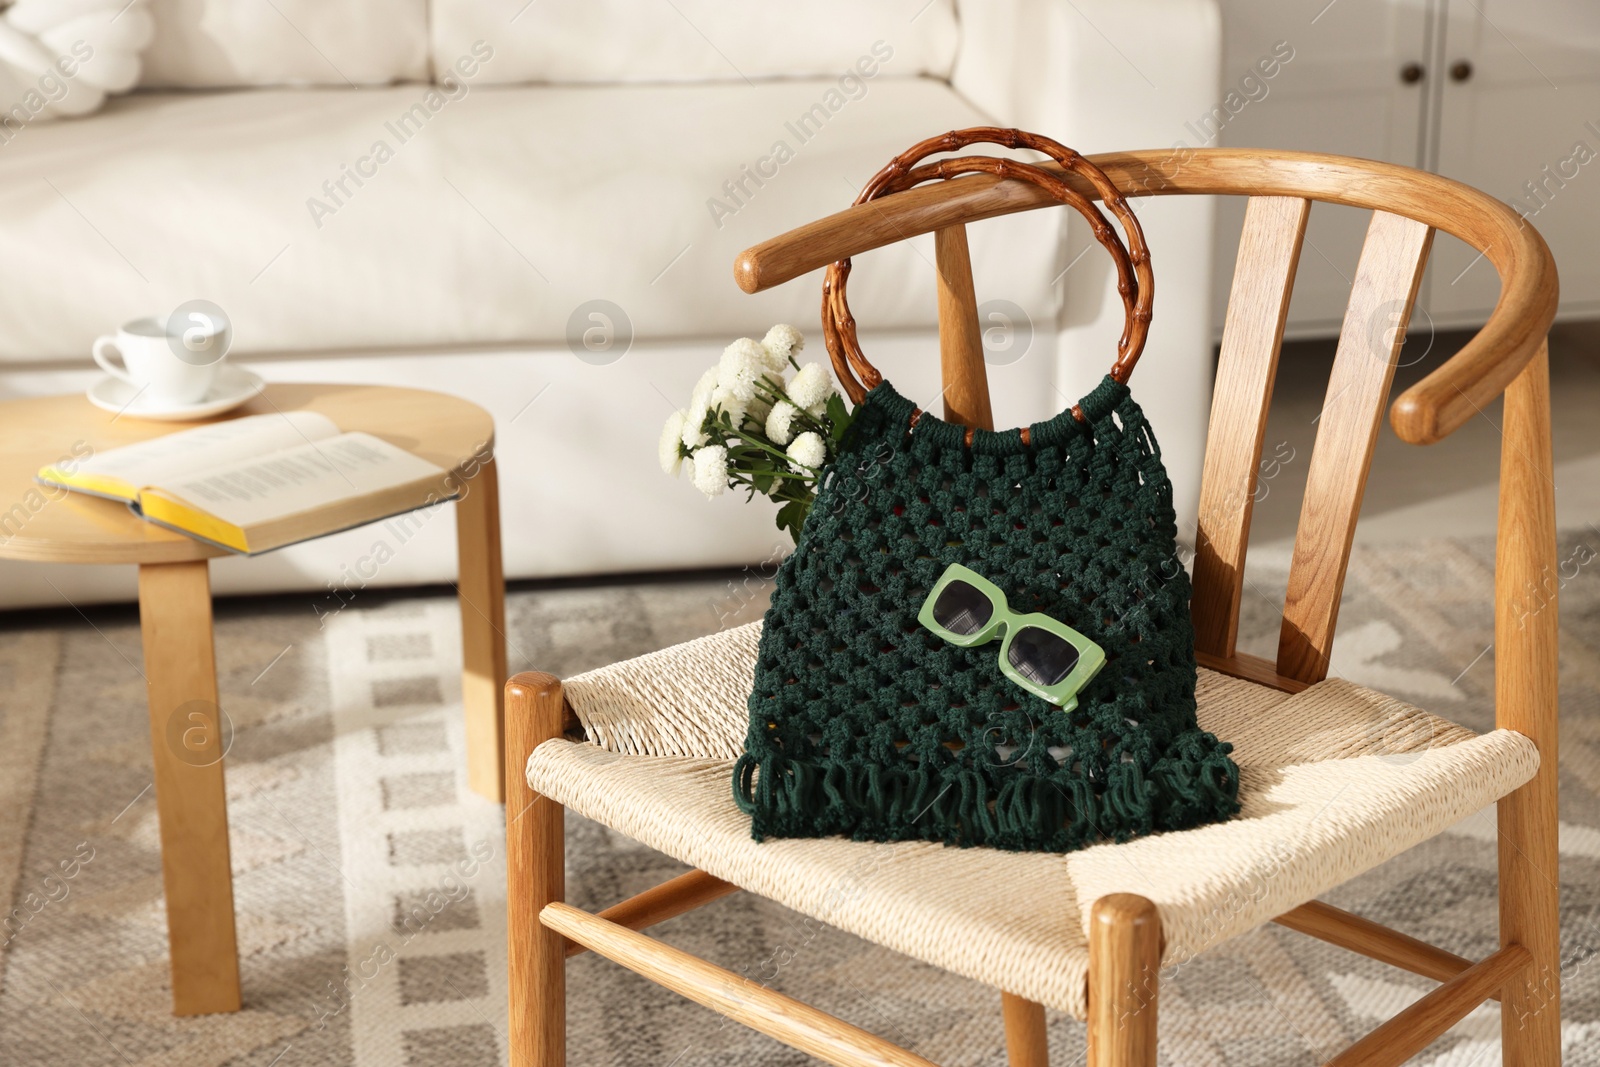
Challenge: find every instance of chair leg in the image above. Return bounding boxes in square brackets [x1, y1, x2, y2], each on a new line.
[1002, 992, 1049, 1066]
[1496, 348, 1561, 1067]
[506, 673, 567, 1067]
[1499, 780, 1562, 1066]
[1086, 894, 1160, 1067]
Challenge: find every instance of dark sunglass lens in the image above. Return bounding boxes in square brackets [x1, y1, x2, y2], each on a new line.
[1007, 627, 1080, 687]
[932, 580, 994, 636]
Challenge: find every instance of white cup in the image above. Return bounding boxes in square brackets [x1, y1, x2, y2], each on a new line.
[92, 316, 226, 405]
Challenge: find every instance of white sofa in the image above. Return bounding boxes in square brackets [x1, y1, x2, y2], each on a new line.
[0, 0, 1221, 609]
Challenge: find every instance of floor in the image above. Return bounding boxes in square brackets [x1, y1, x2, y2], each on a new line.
[3, 537, 1598, 1066]
[1245, 318, 1600, 547]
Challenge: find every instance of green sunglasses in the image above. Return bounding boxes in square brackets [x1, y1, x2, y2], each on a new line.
[917, 563, 1107, 711]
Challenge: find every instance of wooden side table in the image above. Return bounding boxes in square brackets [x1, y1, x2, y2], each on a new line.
[0, 382, 508, 1015]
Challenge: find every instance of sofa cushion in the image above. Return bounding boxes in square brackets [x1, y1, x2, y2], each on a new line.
[0, 78, 1064, 363]
[431, 0, 958, 85]
[139, 0, 428, 87]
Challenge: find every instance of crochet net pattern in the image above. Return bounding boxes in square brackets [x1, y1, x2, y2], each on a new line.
[734, 375, 1240, 852]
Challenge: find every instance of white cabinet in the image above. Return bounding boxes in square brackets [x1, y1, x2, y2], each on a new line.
[1430, 0, 1600, 323]
[1212, 0, 1600, 336]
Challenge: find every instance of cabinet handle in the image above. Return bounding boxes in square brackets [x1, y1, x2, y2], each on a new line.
[1400, 62, 1425, 84]
[1450, 59, 1474, 82]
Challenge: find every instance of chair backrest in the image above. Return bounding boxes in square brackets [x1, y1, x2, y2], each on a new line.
[735, 147, 1559, 696]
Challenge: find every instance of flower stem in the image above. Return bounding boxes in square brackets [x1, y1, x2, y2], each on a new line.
[724, 470, 812, 504]
[723, 427, 822, 472]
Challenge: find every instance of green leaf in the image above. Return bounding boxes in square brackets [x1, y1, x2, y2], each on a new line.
[775, 499, 810, 545]
[825, 393, 854, 444]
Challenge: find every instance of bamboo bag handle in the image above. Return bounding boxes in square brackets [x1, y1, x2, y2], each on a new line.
[821, 128, 1154, 422]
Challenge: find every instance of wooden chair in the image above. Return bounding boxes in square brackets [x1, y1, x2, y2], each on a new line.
[503, 146, 1560, 1066]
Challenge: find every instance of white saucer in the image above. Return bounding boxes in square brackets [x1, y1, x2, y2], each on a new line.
[87, 365, 266, 421]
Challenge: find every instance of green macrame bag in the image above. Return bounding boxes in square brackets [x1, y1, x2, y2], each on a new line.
[732, 129, 1240, 853]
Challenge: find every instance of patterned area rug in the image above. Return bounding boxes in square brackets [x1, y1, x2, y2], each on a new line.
[1, 533, 1597, 1066]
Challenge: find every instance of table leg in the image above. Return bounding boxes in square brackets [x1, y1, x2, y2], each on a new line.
[137, 560, 241, 1015]
[456, 455, 508, 801]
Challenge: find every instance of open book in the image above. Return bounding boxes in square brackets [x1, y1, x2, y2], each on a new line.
[38, 412, 453, 554]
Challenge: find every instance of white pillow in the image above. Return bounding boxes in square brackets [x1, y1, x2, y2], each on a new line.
[430, 0, 959, 84]
[139, 0, 428, 87]
[0, 0, 153, 121]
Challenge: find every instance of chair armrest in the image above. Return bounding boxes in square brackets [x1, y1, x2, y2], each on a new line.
[1388, 228, 1557, 444]
[950, 0, 1221, 150]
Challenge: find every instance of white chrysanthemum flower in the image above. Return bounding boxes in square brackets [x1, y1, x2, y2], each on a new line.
[787, 431, 826, 469]
[681, 399, 710, 449]
[747, 390, 774, 423]
[718, 338, 766, 400]
[710, 383, 749, 426]
[760, 324, 804, 370]
[787, 362, 834, 411]
[765, 400, 799, 445]
[689, 365, 720, 408]
[659, 410, 686, 475]
[691, 445, 728, 498]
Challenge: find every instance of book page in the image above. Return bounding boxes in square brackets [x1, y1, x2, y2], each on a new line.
[149, 432, 448, 528]
[64, 412, 342, 493]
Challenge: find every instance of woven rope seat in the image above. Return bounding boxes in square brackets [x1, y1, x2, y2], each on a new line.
[527, 621, 1538, 1019]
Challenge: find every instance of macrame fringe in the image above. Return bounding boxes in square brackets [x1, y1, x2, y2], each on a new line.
[733, 743, 1240, 853]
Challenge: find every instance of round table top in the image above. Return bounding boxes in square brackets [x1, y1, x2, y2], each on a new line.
[0, 383, 495, 565]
